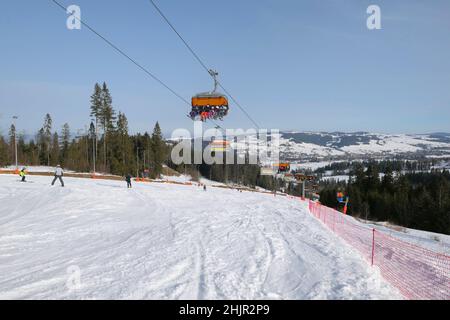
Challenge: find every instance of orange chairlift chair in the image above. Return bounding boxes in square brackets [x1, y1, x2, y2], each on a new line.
[189, 70, 229, 121]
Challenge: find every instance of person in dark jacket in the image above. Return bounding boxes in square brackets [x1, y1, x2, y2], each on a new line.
[125, 174, 132, 188]
[51, 165, 64, 187]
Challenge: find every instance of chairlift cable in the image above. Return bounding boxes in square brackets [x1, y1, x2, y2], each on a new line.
[148, 0, 261, 130]
[50, 0, 222, 128]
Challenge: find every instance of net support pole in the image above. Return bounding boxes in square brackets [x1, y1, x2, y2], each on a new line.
[371, 228, 376, 266]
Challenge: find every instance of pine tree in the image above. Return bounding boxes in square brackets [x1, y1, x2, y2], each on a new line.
[61, 123, 71, 165]
[352, 162, 365, 187]
[0, 136, 8, 166]
[100, 83, 115, 131]
[143, 132, 151, 170]
[89, 121, 96, 139]
[110, 112, 133, 175]
[381, 165, 394, 193]
[50, 132, 60, 166]
[24, 139, 39, 165]
[17, 134, 26, 166]
[365, 163, 380, 191]
[99, 82, 116, 172]
[150, 122, 165, 178]
[36, 128, 46, 165]
[90, 83, 102, 172]
[42, 114, 53, 166]
[90, 83, 102, 120]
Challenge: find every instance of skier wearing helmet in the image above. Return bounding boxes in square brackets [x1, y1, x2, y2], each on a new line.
[19, 167, 27, 182]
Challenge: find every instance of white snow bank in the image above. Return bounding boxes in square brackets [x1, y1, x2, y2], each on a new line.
[159, 174, 192, 184]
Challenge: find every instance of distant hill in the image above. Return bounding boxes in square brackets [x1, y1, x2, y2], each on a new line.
[278, 131, 450, 161]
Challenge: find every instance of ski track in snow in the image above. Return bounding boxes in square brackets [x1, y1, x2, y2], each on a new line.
[0, 175, 401, 299]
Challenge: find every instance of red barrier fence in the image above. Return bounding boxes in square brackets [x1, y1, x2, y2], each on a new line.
[308, 201, 450, 300]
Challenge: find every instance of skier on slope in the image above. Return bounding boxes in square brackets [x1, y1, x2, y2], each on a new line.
[19, 168, 26, 182]
[51, 165, 65, 187]
[125, 174, 132, 188]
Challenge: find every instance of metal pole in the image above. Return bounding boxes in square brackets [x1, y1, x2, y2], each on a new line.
[91, 120, 96, 176]
[234, 136, 237, 186]
[143, 150, 146, 171]
[93, 132, 96, 175]
[85, 126, 89, 166]
[136, 146, 139, 178]
[12, 116, 18, 169]
[371, 228, 376, 266]
[94, 118, 98, 175]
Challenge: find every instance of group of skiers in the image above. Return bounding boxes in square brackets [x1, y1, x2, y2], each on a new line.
[188, 105, 229, 121]
[18, 164, 65, 186]
[17, 167, 209, 191]
[18, 166, 134, 189]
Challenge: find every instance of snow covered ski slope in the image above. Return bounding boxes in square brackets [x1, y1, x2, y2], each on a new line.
[0, 174, 400, 299]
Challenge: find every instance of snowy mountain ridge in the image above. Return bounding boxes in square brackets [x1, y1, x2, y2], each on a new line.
[167, 131, 450, 163]
[278, 131, 450, 160]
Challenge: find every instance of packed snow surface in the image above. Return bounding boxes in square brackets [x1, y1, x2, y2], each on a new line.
[0, 174, 400, 299]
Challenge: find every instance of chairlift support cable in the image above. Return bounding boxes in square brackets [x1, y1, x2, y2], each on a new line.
[50, 0, 224, 130]
[148, 0, 261, 130]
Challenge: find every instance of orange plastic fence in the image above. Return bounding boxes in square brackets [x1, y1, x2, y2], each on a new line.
[308, 200, 450, 300]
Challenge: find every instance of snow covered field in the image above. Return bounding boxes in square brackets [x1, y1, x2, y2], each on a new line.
[0, 174, 401, 299]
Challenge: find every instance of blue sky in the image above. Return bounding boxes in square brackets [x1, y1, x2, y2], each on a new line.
[1, 0, 449, 137]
